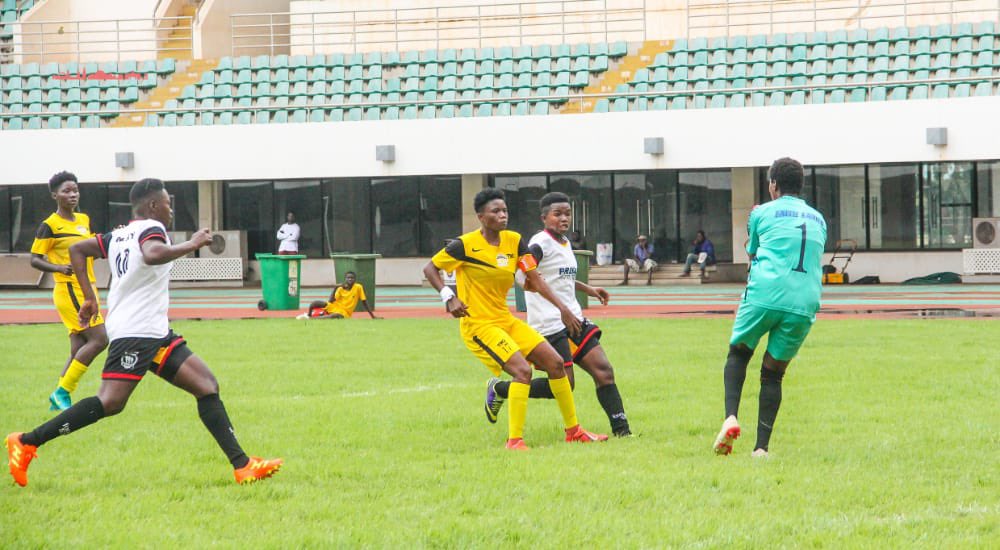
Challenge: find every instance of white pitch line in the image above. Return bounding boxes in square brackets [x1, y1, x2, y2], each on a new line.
[340, 382, 476, 398]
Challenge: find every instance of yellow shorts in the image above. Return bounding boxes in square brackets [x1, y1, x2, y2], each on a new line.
[462, 316, 546, 376]
[53, 281, 103, 334]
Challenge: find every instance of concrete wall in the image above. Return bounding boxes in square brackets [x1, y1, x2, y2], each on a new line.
[16, 0, 160, 63]
[2, 97, 998, 184]
[249, 257, 430, 286]
[196, 0, 291, 59]
[288, 0, 647, 55]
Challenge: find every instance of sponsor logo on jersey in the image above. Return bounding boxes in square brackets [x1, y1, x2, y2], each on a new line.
[496, 254, 509, 267]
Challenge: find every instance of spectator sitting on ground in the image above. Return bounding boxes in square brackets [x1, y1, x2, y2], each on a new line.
[624, 235, 657, 285]
[681, 230, 716, 278]
[297, 271, 380, 319]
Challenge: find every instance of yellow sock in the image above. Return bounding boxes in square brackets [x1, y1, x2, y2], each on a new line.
[548, 376, 579, 429]
[507, 382, 529, 440]
[58, 359, 89, 393]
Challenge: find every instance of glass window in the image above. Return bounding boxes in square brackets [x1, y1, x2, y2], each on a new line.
[77, 183, 109, 233]
[923, 162, 974, 248]
[324, 178, 371, 254]
[976, 161, 1000, 218]
[165, 181, 199, 233]
[224, 181, 274, 258]
[371, 177, 419, 257]
[868, 164, 919, 249]
[679, 170, 732, 262]
[418, 176, 462, 255]
[549, 173, 613, 259]
[274, 180, 322, 257]
[814, 165, 865, 251]
[10, 185, 51, 252]
[107, 184, 133, 230]
[492, 175, 547, 236]
[613, 171, 679, 262]
[0, 187, 10, 252]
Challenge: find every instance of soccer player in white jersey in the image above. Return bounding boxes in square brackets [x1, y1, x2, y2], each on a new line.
[6, 179, 282, 487]
[485, 192, 632, 437]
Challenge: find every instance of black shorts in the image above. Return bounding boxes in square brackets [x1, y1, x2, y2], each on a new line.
[546, 319, 602, 366]
[103, 330, 193, 383]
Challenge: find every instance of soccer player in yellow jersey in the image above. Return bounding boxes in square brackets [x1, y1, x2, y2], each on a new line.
[423, 188, 607, 450]
[30, 172, 108, 411]
[298, 271, 380, 319]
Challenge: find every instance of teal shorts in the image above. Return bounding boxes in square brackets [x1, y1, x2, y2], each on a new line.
[729, 302, 814, 361]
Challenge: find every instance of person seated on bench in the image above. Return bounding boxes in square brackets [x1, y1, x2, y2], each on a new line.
[681, 230, 716, 278]
[624, 235, 657, 285]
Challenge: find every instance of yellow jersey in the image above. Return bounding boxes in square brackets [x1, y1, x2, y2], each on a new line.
[324, 283, 366, 318]
[30, 212, 97, 285]
[431, 229, 537, 327]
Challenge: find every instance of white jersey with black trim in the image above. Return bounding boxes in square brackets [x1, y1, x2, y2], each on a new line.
[524, 229, 584, 336]
[99, 219, 172, 340]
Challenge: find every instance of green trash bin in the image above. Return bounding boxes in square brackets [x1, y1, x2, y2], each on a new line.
[514, 283, 527, 313]
[255, 253, 306, 310]
[330, 253, 381, 310]
[574, 249, 594, 309]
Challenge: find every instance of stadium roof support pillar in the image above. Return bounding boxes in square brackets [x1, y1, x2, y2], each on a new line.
[731, 167, 756, 265]
[198, 180, 223, 232]
[461, 174, 487, 233]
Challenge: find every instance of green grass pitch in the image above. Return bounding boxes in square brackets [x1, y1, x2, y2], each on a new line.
[1, 318, 997, 547]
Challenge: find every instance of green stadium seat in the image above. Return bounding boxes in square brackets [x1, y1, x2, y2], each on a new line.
[235, 112, 252, 124]
[709, 94, 725, 108]
[217, 112, 234, 125]
[310, 109, 325, 122]
[308, 54, 325, 68]
[651, 97, 667, 110]
[328, 53, 345, 67]
[810, 90, 825, 104]
[829, 89, 846, 103]
[496, 103, 511, 116]
[384, 106, 400, 120]
[889, 86, 908, 100]
[911, 86, 929, 100]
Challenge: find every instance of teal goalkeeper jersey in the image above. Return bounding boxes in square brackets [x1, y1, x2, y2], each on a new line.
[744, 195, 827, 319]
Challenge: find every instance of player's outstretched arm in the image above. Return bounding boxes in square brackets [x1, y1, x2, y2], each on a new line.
[423, 261, 468, 318]
[575, 281, 609, 306]
[69, 237, 102, 326]
[142, 228, 212, 265]
[361, 300, 381, 319]
[524, 269, 582, 337]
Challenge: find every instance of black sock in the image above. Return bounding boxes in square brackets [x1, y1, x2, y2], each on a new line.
[494, 379, 555, 399]
[528, 378, 554, 399]
[197, 394, 249, 469]
[596, 384, 630, 435]
[724, 345, 753, 418]
[21, 396, 105, 447]
[755, 366, 785, 452]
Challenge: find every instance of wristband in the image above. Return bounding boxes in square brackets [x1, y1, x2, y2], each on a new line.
[439, 287, 456, 303]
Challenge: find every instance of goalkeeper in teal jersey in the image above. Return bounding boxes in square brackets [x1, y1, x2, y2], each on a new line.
[713, 157, 827, 457]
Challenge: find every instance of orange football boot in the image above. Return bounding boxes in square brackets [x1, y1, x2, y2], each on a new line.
[564, 425, 609, 443]
[505, 438, 529, 451]
[6, 432, 38, 487]
[234, 456, 283, 484]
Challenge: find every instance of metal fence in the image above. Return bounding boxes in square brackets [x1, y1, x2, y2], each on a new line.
[13, 15, 193, 64]
[231, 0, 647, 57]
[687, 0, 1000, 39]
